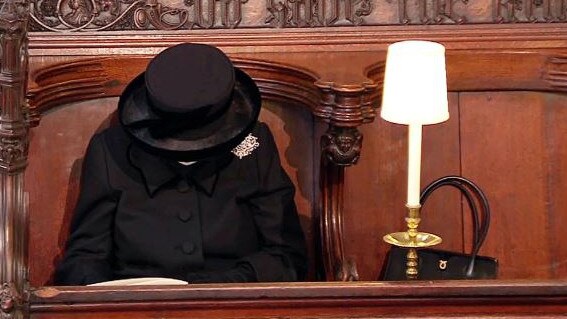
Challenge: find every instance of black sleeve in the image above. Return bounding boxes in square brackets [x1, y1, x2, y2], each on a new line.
[54, 133, 118, 285]
[242, 123, 308, 282]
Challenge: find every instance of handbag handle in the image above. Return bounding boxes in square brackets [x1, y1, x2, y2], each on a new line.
[419, 176, 490, 278]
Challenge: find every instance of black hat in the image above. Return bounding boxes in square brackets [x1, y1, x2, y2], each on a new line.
[118, 43, 261, 161]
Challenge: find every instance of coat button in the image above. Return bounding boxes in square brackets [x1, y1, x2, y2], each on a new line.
[178, 210, 192, 222]
[177, 179, 190, 193]
[181, 241, 195, 254]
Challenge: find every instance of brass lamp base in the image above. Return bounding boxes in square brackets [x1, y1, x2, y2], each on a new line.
[383, 205, 442, 279]
[383, 231, 442, 248]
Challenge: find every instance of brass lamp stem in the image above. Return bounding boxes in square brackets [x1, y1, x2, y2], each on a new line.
[406, 204, 421, 240]
[406, 248, 419, 279]
[405, 205, 421, 279]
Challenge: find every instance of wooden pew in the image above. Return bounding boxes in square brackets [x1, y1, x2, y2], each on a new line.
[1, 0, 567, 317]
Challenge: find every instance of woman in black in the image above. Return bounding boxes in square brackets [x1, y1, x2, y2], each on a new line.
[54, 43, 307, 285]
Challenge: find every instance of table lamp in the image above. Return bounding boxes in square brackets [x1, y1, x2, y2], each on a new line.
[381, 40, 450, 279]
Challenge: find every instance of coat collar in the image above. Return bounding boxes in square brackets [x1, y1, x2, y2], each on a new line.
[127, 143, 230, 197]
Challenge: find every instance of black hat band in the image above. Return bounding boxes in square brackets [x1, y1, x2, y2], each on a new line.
[147, 90, 234, 139]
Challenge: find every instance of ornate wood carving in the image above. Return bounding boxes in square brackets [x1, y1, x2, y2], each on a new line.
[29, 0, 376, 31]
[265, 0, 320, 27]
[313, 78, 378, 280]
[321, 127, 362, 166]
[27, 0, 567, 31]
[319, 127, 361, 281]
[0, 283, 21, 315]
[0, 1, 29, 173]
[495, 0, 567, 23]
[315, 80, 378, 127]
[29, 0, 250, 31]
[398, 0, 467, 24]
[0, 0, 30, 319]
[325, 0, 372, 26]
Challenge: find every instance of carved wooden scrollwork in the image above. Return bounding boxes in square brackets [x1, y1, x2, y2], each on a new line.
[29, 0, 377, 31]
[495, 0, 567, 23]
[27, 0, 567, 31]
[265, 0, 320, 28]
[326, 0, 372, 26]
[397, 0, 467, 24]
[133, 0, 189, 30]
[29, 0, 249, 31]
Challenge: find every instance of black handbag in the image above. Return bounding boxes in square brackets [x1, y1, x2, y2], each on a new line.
[380, 176, 498, 280]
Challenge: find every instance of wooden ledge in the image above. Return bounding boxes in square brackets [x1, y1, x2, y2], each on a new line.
[30, 280, 567, 317]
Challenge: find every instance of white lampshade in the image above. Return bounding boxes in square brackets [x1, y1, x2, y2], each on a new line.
[381, 40, 449, 125]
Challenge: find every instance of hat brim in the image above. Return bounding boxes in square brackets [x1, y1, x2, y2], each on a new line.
[119, 67, 261, 161]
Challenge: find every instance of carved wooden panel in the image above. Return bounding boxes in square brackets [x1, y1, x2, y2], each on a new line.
[345, 87, 567, 281]
[459, 91, 567, 279]
[29, 0, 567, 31]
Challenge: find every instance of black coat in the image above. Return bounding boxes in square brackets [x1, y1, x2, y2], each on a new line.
[54, 122, 307, 285]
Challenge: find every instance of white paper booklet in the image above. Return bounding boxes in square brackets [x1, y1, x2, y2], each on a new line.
[88, 277, 188, 286]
